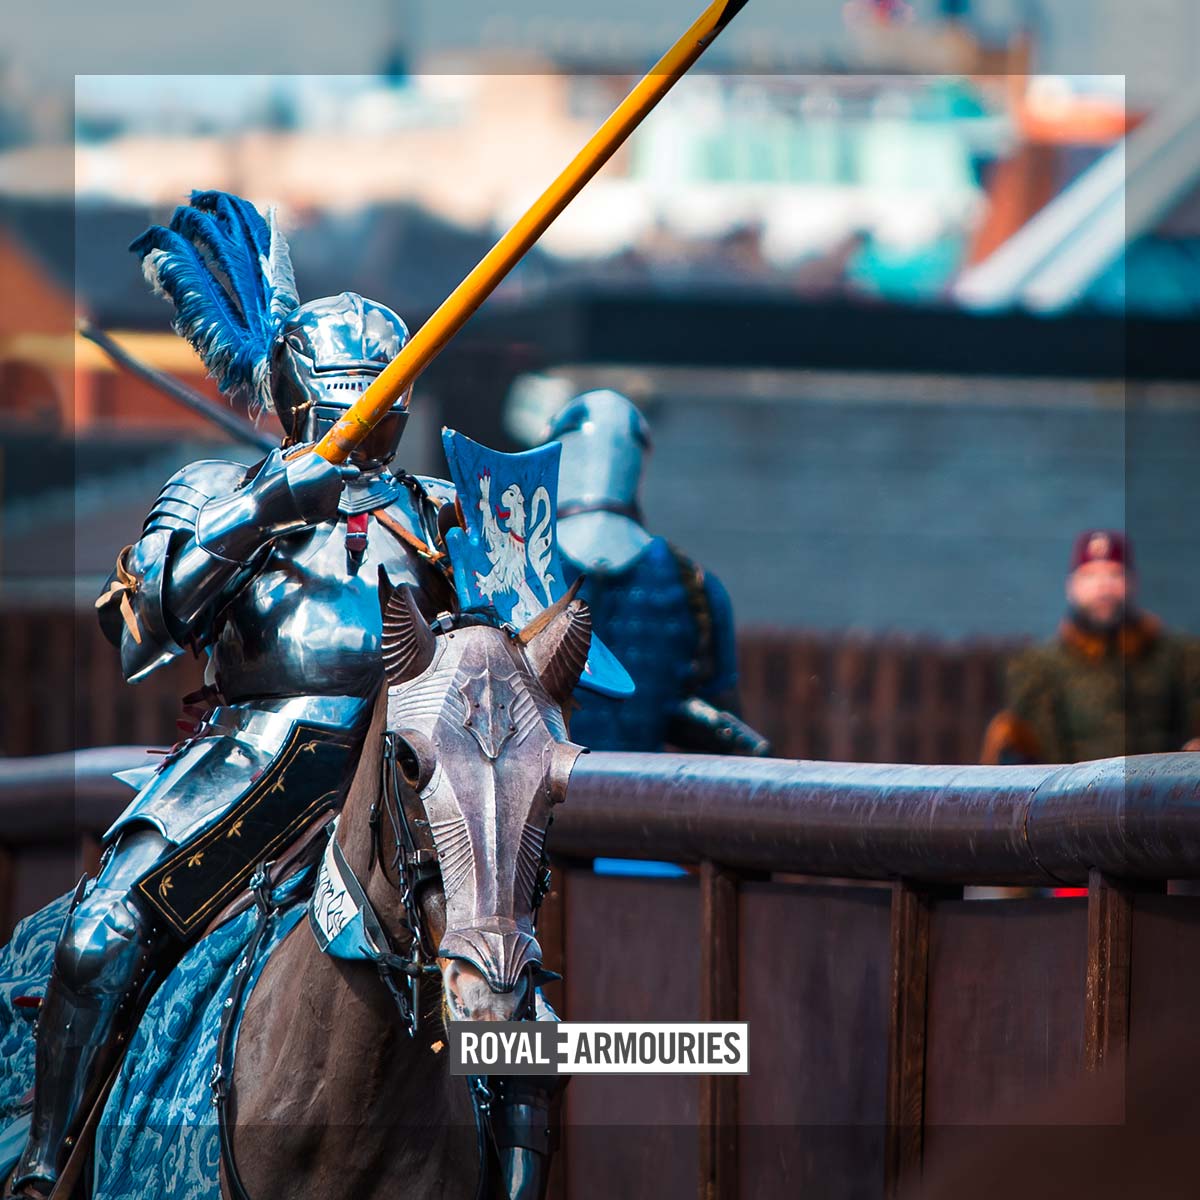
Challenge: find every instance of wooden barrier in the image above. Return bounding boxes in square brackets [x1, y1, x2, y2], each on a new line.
[0, 609, 204, 758]
[737, 629, 1013, 765]
[0, 747, 1196, 1200]
[0, 608, 1015, 764]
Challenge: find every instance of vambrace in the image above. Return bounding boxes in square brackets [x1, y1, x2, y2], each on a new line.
[96, 459, 251, 683]
[114, 531, 189, 683]
[192, 448, 336, 564]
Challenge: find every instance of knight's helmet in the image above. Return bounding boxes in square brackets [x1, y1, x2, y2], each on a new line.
[544, 389, 653, 574]
[270, 293, 411, 469]
[131, 191, 411, 470]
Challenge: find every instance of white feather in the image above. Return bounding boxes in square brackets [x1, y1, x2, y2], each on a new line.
[141, 249, 170, 299]
[261, 207, 299, 324]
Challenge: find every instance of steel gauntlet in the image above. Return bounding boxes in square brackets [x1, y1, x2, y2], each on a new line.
[195, 447, 346, 564]
[666, 696, 772, 757]
[161, 448, 348, 642]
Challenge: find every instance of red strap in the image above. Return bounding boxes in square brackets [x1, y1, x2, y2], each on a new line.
[345, 512, 369, 554]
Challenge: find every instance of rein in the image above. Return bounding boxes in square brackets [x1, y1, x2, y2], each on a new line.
[214, 819, 494, 1200]
[212, 863, 282, 1200]
[303, 734, 442, 1040]
[372, 730, 444, 1035]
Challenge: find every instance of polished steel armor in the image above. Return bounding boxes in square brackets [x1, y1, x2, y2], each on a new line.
[11, 298, 450, 1198]
[383, 615, 584, 994]
[543, 390, 770, 759]
[14, 186, 557, 1199]
[270, 292, 413, 470]
[13, 828, 172, 1193]
[103, 462, 452, 843]
[378, 591, 585, 1200]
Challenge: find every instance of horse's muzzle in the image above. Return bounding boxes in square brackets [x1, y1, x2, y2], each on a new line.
[439, 921, 542, 993]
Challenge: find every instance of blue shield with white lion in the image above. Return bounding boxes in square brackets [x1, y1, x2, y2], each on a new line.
[442, 428, 634, 698]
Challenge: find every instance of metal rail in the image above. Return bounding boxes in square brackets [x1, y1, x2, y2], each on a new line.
[1, 748, 1197, 885]
[559, 752, 1200, 885]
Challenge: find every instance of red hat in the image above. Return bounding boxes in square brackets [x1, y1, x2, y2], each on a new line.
[1069, 530, 1133, 573]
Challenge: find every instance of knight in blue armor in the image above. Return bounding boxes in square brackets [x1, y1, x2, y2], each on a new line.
[545, 390, 769, 756]
[8, 193, 551, 1200]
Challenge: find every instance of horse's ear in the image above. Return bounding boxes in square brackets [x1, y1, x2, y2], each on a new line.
[518, 578, 592, 706]
[380, 572, 436, 686]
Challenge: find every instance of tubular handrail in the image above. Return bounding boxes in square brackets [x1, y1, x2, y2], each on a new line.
[558, 752, 1200, 885]
[0, 748, 1197, 885]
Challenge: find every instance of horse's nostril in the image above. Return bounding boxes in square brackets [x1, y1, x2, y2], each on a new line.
[442, 957, 530, 1022]
[438, 928, 542, 994]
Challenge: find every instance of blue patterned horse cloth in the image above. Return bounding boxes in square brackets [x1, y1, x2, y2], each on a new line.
[0, 870, 311, 1199]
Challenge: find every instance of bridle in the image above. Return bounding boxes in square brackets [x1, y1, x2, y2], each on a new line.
[370, 729, 444, 1037]
[367, 608, 559, 1032]
[374, 723, 553, 1032]
[214, 611, 568, 1200]
[214, 720, 521, 1200]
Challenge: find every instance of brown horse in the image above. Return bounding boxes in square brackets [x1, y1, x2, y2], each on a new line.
[223, 583, 591, 1199]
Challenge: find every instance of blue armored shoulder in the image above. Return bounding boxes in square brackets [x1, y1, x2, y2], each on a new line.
[143, 458, 254, 536]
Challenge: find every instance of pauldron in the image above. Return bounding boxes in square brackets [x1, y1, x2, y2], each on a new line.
[95, 460, 251, 681]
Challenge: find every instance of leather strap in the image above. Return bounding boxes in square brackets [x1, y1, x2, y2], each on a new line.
[667, 544, 715, 691]
[198, 815, 331, 941]
[42, 1061, 124, 1200]
[372, 508, 446, 562]
[212, 863, 278, 1200]
[344, 512, 369, 562]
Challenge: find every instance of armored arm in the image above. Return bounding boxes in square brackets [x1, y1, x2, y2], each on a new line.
[97, 449, 347, 682]
[666, 696, 771, 757]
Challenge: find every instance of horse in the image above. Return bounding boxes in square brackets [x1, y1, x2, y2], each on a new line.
[217, 580, 591, 1199]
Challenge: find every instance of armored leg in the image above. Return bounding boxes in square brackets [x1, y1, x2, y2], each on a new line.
[9, 828, 175, 1199]
[494, 990, 568, 1200]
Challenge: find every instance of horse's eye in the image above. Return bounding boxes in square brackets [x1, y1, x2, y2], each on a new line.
[396, 741, 421, 786]
[391, 732, 434, 791]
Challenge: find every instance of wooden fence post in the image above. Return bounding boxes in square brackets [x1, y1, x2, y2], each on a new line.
[885, 880, 958, 1198]
[699, 860, 739, 1200]
[1083, 869, 1133, 1075]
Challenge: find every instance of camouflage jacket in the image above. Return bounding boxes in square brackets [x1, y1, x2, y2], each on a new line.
[981, 612, 1200, 764]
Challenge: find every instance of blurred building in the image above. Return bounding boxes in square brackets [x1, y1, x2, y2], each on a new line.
[1, 1, 1197, 638]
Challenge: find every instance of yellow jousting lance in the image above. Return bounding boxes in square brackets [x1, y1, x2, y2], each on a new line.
[313, 0, 750, 465]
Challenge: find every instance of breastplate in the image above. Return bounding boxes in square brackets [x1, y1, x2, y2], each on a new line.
[212, 507, 448, 703]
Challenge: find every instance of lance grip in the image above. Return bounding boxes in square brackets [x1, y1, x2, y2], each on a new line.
[313, 0, 749, 465]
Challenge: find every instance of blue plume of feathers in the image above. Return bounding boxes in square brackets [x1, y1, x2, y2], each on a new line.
[130, 191, 300, 412]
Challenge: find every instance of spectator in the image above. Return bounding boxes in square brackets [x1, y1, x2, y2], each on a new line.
[981, 530, 1200, 764]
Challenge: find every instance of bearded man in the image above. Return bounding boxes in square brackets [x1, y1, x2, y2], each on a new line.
[982, 530, 1200, 764]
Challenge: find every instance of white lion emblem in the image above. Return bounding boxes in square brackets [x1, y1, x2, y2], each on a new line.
[474, 469, 555, 626]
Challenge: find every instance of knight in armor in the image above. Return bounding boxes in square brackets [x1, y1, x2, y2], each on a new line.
[9, 193, 550, 1200]
[544, 389, 769, 756]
